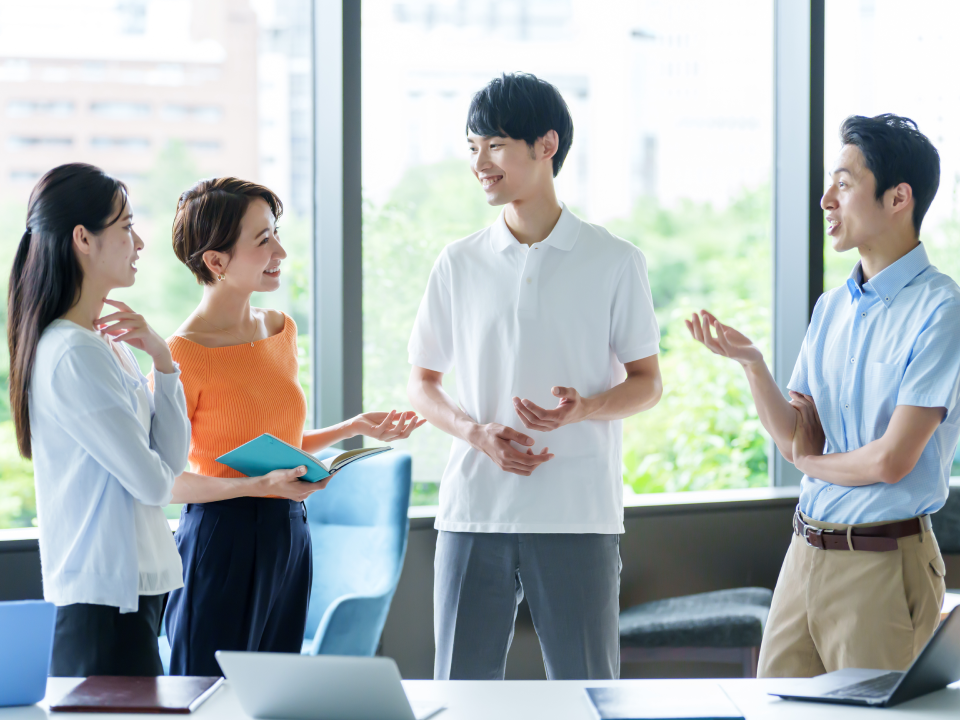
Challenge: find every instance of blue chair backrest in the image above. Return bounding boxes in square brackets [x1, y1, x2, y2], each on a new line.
[303, 449, 411, 648]
[0, 600, 55, 707]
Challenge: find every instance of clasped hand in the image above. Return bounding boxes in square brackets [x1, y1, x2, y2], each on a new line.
[469, 423, 554, 476]
[512, 386, 586, 431]
[466, 386, 586, 477]
[789, 391, 826, 470]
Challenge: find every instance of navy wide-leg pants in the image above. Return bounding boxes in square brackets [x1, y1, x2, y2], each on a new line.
[165, 497, 312, 676]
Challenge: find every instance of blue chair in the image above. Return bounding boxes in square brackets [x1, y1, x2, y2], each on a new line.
[0, 600, 55, 706]
[301, 449, 412, 656]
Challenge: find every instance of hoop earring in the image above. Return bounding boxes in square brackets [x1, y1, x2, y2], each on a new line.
[218, 273, 225, 281]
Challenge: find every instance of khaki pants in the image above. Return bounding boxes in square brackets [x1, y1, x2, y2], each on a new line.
[757, 513, 946, 678]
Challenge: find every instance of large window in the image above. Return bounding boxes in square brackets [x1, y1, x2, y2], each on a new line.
[0, 0, 313, 528]
[361, 0, 774, 504]
[824, 0, 960, 477]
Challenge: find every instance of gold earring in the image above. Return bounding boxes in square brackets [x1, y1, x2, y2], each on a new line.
[218, 273, 225, 281]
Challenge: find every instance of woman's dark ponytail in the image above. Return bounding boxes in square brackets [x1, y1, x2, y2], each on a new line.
[7, 164, 127, 458]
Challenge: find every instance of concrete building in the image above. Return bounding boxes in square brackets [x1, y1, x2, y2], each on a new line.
[0, 0, 260, 208]
[361, 0, 773, 223]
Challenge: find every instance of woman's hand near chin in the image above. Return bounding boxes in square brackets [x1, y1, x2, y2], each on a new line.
[349, 410, 427, 442]
[96, 298, 175, 373]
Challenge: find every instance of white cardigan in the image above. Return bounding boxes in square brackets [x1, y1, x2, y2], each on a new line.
[29, 319, 190, 613]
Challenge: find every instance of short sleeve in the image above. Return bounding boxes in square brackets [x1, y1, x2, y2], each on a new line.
[609, 248, 660, 364]
[408, 252, 455, 373]
[787, 335, 812, 396]
[897, 303, 960, 421]
[788, 294, 828, 396]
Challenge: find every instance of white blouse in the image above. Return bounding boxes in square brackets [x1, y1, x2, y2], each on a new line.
[107, 337, 184, 596]
[29, 319, 190, 613]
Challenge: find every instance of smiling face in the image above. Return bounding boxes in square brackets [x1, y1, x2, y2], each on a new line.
[822, 143, 906, 254]
[467, 132, 553, 206]
[210, 197, 286, 292]
[86, 194, 142, 290]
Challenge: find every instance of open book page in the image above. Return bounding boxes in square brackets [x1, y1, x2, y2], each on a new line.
[320, 446, 392, 473]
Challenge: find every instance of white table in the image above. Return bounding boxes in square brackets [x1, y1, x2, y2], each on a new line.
[2, 678, 959, 719]
[941, 592, 960, 622]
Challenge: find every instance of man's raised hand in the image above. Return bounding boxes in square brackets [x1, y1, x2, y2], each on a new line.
[513, 386, 587, 431]
[685, 310, 764, 367]
[468, 423, 554, 476]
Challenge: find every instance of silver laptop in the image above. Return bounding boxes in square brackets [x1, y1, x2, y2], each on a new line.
[768, 607, 960, 707]
[215, 651, 444, 720]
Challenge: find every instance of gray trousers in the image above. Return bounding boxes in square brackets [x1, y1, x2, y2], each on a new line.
[434, 531, 621, 680]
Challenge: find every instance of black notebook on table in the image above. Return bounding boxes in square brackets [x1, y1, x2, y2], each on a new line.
[585, 684, 743, 720]
[49, 676, 224, 714]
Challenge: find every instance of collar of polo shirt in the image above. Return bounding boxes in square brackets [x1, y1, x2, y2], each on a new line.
[490, 202, 582, 253]
[845, 242, 931, 307]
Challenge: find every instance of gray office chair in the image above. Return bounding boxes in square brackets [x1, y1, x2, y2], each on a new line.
[619, 586, 773, 678]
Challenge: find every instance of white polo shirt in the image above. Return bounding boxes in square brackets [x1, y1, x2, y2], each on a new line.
[409, 204, 660, 534]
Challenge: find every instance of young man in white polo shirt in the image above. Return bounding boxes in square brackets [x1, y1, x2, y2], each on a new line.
[407, 73, 663, 681]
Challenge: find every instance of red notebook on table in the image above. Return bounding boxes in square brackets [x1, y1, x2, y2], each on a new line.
[50, 676, 224, 714]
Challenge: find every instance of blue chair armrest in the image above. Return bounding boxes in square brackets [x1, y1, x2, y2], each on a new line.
[303, 586, 399, 657]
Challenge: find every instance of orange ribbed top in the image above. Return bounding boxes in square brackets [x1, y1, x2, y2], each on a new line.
[168, 313, 307, 479]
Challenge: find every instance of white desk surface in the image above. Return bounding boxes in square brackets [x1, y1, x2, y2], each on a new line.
[2, 677, 959, 719]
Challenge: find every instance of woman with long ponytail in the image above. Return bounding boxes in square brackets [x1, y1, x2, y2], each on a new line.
[7, 163, 190, 676]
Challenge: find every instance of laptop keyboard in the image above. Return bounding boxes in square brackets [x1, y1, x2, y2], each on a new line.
[823, 671, 904, 700]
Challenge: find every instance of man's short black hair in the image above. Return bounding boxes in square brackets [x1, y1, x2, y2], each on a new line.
[839, 114, 940, 235]
[466, 72, 573, 177]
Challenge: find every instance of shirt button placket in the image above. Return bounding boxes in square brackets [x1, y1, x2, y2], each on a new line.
[518, 247, 540, 319]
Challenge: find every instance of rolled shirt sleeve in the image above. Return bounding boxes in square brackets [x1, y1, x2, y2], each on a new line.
[896, 302, 960, 420]
[408, 251, 455, 373]
[51, 345, 179, 507]
[609, 248, 660, 364]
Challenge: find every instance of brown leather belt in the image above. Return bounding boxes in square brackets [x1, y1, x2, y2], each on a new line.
[793, 508, 931, 552]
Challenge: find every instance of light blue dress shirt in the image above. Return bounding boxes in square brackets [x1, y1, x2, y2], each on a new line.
[29, 320, 190, 613]
[789, 243, 960, 524]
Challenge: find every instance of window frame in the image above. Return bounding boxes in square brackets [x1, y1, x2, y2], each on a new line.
[311, 0, 827, 482]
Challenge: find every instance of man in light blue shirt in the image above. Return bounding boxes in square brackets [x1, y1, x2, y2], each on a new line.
[688, 114, 960, 677]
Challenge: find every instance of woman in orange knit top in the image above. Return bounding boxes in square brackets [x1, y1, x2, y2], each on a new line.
[162, 178, 424, 676]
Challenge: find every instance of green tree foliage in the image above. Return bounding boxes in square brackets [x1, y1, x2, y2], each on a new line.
[0, 201, 36, 526]
[606, 188, 773, 493]
[362, 161, 498, 481]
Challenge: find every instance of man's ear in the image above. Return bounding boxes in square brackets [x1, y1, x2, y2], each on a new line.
[538, 130, 559, 163]
[202, 249, 228, 278]
[72, 225, 93, 257]
[888, 182, 914, 213]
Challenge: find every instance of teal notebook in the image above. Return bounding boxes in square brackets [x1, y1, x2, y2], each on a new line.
[216, 433, 392, 483]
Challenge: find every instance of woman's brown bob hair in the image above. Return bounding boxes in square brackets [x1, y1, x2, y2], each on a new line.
[172, 177, 283, 285]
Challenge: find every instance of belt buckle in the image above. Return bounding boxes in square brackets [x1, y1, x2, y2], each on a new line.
[803, 526, 825, 549]
[794, 510, 826, 550]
